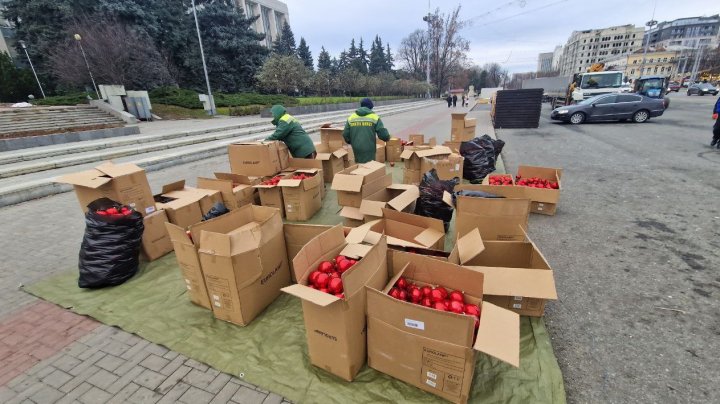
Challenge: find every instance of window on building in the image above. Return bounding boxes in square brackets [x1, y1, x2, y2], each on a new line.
[649, 58, 653, 62]
[661, 67, 665, 72]
[631, 69, 635, 74]
[632, 34, 636, 38]
[654, 67, 658, 73]
[663, 57, 667, 62]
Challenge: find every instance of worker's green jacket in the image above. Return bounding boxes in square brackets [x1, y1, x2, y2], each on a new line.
[265, 105, 315, 158]
[341, 107, 390, 163]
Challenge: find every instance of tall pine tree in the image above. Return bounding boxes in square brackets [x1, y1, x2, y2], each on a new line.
[385, 43, 394, 71]
[317, 46, 332, 71]
[272, 21, 296, 56]
[297, 37, 313, 70]
[355, 38, 369, 74]
[369, 35, 387, 75]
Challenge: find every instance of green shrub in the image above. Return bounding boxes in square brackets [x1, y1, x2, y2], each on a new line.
[34, 93, 98, 106]
[228, 105, 265, 116]
[149, 87, 299, 109]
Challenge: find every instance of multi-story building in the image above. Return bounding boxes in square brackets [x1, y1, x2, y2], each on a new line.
[235, 0, 289, 48]
[558, 24, 645, 76]
[537, 52, 554, 73]
[646, 15, 720, 50]
[551, 45, 563, 71]
[624, 50, 680, 81]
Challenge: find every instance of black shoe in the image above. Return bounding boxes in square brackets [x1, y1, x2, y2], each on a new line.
[712, 139, 718, 147]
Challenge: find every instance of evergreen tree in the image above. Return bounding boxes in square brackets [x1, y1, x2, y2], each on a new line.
[273, 21, 296, 56]
[347, 39, 358, 63]
[317, 46, 332, 71]
[0, 51, 38, 102]
[385, 43, 394, 71]
[355, 37, 369, 74]
[369, 35, 387, 75]
[338, 50, 349, 71]
[297, 37, 313, 70]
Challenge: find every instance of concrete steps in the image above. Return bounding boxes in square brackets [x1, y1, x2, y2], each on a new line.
[0, 106, 125, 136]
[0, 100, 439, 207]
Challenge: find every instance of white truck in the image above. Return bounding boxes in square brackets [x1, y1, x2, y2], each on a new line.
[523, 70, 625, 108]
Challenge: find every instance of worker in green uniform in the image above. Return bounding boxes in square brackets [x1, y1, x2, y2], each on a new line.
[265, 105, 316, 158]
[342, 98, 390, 163]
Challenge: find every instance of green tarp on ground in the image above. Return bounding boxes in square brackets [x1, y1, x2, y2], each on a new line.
[24, 255, 565, 404]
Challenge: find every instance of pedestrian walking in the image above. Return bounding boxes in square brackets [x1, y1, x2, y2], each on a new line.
[446, 95, 452, 108]
[711, 96, 720, 149]
[452, 94, 457, 107]
[265, 105, 316, 158]
[342, 98, 390, 163]
[462, 94, 466, 107]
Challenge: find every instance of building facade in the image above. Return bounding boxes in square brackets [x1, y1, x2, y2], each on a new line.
[558, 24, 645, 76]
[537, 52, 554, 73]
[551, 45, 563, 71]
[646, 15, 720, 50]
[624, 50, 679, 81]
[235, 0, 289, 48]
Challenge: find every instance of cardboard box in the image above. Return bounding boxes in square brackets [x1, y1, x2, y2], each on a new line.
[443, 141, 463, 154]
[367, 251, 520, 404]
[343, 146, 356, 167]
[481, 174, 516, 186]
[228, 141, 289, 177]
[346, 208, 445, 251]
[338, 206, 366, 228]
[154, 181, 206, 230]
[447, 229, 557, 317]
[282, 225, 389, 381]
[454, 184, 531, 241]
[359, 184, 419, 222]
[197, 205, 291, 326]
[253, 173, 291, 218]
[56, 162, 156, 216]
[385, 138, 404, 162]
[314, 143, 348, 183]
[375, 142, 386, 163]
[197, 173, 259, 210]
[283, 223, 335, 281]
[408, 134, 436, 146]
[450, 113, 477, 142]
[279, 169, 323, 221]
[320, 126, 346, 150]
[331, 161, 391, 208]
[400, 146, 452, 171]
[420, 154, 464, 181]
[191, 187, 225, 215]
[286, 157, 325, 199]
[516, 165, 563, 215]
[141, 210, 173, 261]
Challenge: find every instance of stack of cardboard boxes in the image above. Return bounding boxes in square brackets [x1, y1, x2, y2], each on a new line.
[316, 126, 349, 181]
[450, 112, 477, 142]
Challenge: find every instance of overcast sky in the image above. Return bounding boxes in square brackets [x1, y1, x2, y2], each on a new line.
[283, 0, 717, 73]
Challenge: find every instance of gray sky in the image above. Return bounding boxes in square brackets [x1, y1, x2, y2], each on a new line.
[283, 0, 717, 73]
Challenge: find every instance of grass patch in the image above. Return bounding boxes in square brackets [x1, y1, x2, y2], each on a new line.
[34, 92, 98, 106]
[295, 96, 407, 106]
[152, 104, 216, 120]
[149, 87, 297, 109]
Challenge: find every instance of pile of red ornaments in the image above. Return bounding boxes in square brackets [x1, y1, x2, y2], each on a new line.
[291, 173, 314, 180]
[306, 255, 358, 299]
[95, 206, 134, 217]
[487, 175, 513, 186]
[388, 277, 481, 324]
[515, 176, 559, 189]
[260, 175, 284, 186]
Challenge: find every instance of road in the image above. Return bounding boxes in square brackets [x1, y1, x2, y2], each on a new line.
[497, 91, 720, 403]
[0, 95, 718, 403]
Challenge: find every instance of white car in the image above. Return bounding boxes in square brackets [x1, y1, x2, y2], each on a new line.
[620, 83, 632, 93]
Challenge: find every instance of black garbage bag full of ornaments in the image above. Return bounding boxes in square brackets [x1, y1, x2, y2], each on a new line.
[459, 135, 506, 183]
[78, 198, 144, 288]
[415, 169, 460, 232]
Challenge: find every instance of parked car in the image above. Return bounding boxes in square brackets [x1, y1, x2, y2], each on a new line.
[687, 83, 719, 96]
[620, 83, 633, 93]
[667, 82, 681, 92]
[550, 94, 665, 124]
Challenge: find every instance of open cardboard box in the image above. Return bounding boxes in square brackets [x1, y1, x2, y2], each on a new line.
[228, 141, 289, 177]
[516, 165, 563, 215]
[367, 250, 520, 404]
[283, 223, 337, 282]
[314, 143, 347, 183]
[408, 134, 437, 146]
[385, 138, 404, 162]
[338, 206, 366, 228]
[195, 205, 291, 326]
[346, 208, 445, 251]
[420, 154, 464, 182]
[197, 173, 259, 210]
[285, 157, 325, 199]
[56, 162, 156, 216]
[154, 180, 223, 230]
[454, 184, 531, 241]
[279, 169, 323, 221]
[400, 145, 452, 185]
[141, 210, 173, 261]
[447, 228, 557, 317]
[359, 184, 419, 222]
[450, 113, 477, 142]
[282, 225, 389, 381]
[331, 161, 391, 208]
[320, 125, 346, 151]
[253, 173, 293, 217]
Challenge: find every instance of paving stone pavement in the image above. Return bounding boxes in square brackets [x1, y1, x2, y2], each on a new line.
[0, 155, 293, 403]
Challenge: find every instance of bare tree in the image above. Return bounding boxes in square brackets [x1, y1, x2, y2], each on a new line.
[49, 17, 175, 90]
[429, 6, 470, 96]
[483, 62, 509, 88]
[397, 29, 428, 80]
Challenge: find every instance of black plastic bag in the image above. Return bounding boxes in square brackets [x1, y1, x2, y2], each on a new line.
[78, 198, 144, 288]
[459, 135, 506, 183]
[203, 202, 229, 221]
[415, 169, 460, 231]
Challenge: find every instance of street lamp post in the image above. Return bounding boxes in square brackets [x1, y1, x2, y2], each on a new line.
[190, 0, 216, 115]
[422, 4, 433, 99]
[18, 40, 45, 99]
[73, 34, 100, 99]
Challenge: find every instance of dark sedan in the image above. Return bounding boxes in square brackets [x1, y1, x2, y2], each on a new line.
[550, 94, 665, 124]
[687, 83, 718, 96]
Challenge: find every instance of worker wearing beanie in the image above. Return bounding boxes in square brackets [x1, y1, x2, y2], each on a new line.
[265, 105, 316, 158]
[342, 98, 390, 163]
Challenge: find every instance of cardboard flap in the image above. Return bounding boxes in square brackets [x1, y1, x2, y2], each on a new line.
[442, 191, 454, 207]
[399, 149, 415, 160]
[281, 284, 340, 307]
[359, 200, 386, 217]
[331, 174, 364, 192]
[197, 177, 232, 194]
[339, 206, 364, 221]
[214, 172, 252, 184]
[413, 227, 444, 247]
[55, 169, 110, 188]
[278, 179, 302, 187]
[473, 301, 520, 367]
[345, 220, 379, 244]
[332, 149, 348, 158]
[464, 118, 477, 128]
[162, 180, 186, 194]
[351, 161, 385, 175]
[457, 228, 485, 264]
[164, 222, 194, 246]
[386, 185, 419, 211]
[315, 152, 332, 161]
[339, 243, 372, 259]
[95, 162, 141, 177]
[471, 267, 558, 299]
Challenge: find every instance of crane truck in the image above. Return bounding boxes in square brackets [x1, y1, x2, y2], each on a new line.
[523, 63, 625, 108]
